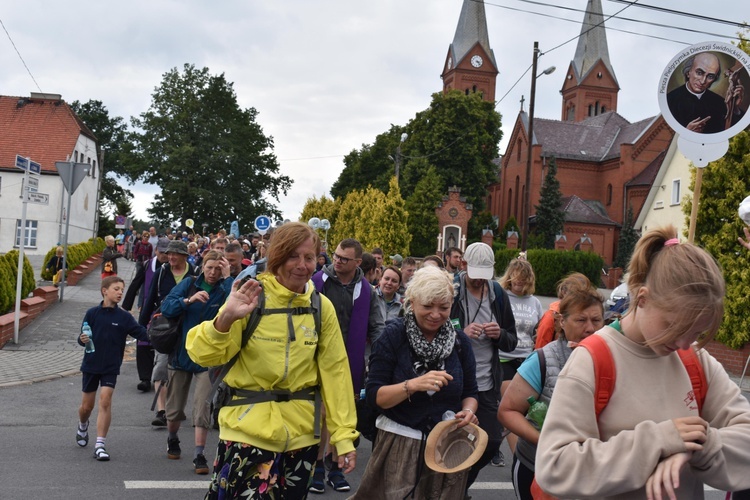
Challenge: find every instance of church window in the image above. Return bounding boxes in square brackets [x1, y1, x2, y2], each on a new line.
[601, 105, 606, 113]
[517, 140, 522, 161]
[588, 104, 593, 116]
[567, 105, 575, 121]
[514, 176, 520, 219]
[606, 184, 613, 206]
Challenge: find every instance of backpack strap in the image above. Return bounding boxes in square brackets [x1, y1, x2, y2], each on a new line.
[537, 348, 547, 392]
[676, 347, 707, 413]
[578, 335, 616, 418]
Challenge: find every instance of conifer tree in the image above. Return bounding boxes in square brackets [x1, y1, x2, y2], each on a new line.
[405, 163, 443, 257]
[532, 156, 565, 249]
[613, 205, 638, 269]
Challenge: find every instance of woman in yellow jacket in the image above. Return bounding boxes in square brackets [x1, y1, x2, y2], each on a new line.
[187, 222, 358, 499]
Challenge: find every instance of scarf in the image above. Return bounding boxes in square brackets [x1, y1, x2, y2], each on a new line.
[405, 310, 456, 375]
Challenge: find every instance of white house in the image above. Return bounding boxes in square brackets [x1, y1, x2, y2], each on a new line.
[0, 93, 101, 256]
[636, 135, 693, 237]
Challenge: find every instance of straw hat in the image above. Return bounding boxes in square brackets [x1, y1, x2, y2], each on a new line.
[424, 420, 488, 473]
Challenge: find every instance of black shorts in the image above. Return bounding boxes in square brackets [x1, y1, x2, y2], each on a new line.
[500, 358, 524, 382]
[82, 372, 117, 393]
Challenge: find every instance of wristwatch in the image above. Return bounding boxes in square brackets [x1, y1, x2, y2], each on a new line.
[185, 297, 191, 305]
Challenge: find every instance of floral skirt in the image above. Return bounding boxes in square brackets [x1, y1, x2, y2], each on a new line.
[205, 440, 319, 500]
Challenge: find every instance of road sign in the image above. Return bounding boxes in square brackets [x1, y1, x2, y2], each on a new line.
[26, 192, 49, 205]
[15, 155, 41, 174]
[254, 215, 271, 235]
[56, 162, 90, 194]
[27, 177, 39, 192]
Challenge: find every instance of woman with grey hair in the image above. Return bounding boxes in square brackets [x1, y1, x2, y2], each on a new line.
[351, 265, 479, 499]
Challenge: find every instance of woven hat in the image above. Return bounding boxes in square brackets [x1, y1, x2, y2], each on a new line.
[463, 242, 495, 280]
[424, 420, 488, 473]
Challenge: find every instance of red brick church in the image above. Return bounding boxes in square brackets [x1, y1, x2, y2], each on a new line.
[444, 0, 675, 265]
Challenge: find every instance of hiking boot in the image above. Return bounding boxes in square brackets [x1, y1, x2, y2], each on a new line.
[76, 422, 89, 447]
[327, 470, 351, 492]
[94, 446, 110, 461]
[167, 437, 181, 459]
[490, 450, 505, 467]
[151, 410, 167, 427]
[308, 466, 325, 494]
[137, 380, 151, 392]
[193, 453, 209, 474]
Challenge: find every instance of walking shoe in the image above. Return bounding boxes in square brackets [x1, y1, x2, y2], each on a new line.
[167, 437, 181, 459]
[193, 453, 209, 474]
[490, 450, 505, 467]
[151, 410, 167, 427]
[76, 422, 89, 447]
[137, 380, 151, 392]
[94, 446, 110, 461]
[308, 466, 325, 494]
[327, 470, 351, 492]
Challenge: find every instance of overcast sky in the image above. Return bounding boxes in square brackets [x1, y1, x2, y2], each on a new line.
[1, 1, 745, 226]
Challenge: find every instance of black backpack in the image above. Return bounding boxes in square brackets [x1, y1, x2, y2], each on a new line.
[147, 275, 197, 354]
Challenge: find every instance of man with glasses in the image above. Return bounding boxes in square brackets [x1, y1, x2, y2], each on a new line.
[667, 51, 745, 134]
[310, 238, 384, 494]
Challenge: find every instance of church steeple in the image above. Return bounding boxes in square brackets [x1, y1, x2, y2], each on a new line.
[441, 0, 498, 101]
[561, 0, 620, 122]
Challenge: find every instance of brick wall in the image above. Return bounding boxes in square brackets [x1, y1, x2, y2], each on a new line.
[704, 340, 750, 378]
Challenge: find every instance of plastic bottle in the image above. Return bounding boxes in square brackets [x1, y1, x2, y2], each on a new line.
[526, 396, 548, 429]
[82, 322, 95, 353]
[359, 389, 366, 400]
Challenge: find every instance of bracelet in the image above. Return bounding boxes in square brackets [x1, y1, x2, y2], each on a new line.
[463, 408, 474, 414]
[403, 380, 411, 402]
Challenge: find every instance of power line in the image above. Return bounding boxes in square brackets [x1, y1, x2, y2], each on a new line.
[0, 18, 42, 93]
[607, 0, 749, 29]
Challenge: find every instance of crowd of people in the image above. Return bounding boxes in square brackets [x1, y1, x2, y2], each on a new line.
[70, 223, 750, 499]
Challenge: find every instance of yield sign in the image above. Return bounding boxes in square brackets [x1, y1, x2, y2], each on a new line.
[55, 162, 91, 194]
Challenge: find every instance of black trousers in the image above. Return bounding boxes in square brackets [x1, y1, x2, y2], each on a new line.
[136, 344, 155, 382]
[122, 261, 146, 311]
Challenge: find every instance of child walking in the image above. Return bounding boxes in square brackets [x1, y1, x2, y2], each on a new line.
[76, 276, 149, 461]
[536, 226, 750, 499]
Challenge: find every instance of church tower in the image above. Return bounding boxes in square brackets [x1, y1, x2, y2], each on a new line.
[441, 0, 498, 101]
[560, 0, 620, 122]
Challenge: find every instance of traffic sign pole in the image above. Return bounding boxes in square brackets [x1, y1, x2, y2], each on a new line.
[13, 159, 31, 344]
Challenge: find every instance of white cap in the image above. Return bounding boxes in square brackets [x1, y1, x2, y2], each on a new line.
[463, 242, 495, 280]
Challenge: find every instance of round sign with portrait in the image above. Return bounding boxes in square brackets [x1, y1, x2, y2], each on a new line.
[658, 41, 750, 145]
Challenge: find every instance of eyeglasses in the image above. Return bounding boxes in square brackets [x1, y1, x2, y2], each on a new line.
[333, 253, 355, 264]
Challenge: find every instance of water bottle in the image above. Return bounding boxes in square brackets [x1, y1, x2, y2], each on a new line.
[526, 396, 548, 429]
[359, 389, 366, 400]
[82, 322, 95, 353]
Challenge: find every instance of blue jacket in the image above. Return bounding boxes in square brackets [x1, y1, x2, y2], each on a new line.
[366, 318, 478, 432]
[78, 303, 149, 375]
[160, 274, 234, 372]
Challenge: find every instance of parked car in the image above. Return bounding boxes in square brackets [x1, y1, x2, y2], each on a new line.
[605, 282, 628, 310]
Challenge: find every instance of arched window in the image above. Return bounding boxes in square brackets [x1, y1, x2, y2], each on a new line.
[595, 101, 600, 115]
[588, 104, 593, 116]
[606, 183, 613, 206]
[601, 105, 606, 113]
[472, 85, 477, 93]
[514, 176, 520, 219]
[507, 189, 513, 220]
[517, 140, 522, 161]
[567, 105, 575, 121]
[465, 89, 470, 95]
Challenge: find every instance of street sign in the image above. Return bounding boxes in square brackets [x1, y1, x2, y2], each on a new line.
[27, 177, 39, 192]
[15, 155, 41, 174]
[55, 162, 90, 194]
[26, 192, 49, 205]
[254, 215, 271, 235]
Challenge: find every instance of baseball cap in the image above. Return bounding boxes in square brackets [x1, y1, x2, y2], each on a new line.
[156, 237, 170, 253]
[390, 254, 403, 266]
[463, 242, 495, 280]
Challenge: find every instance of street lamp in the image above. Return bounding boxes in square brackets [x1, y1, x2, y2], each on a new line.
[521, 40, 556, 251]
[388, 133, 408, 183]
[308, 217, 331, 251]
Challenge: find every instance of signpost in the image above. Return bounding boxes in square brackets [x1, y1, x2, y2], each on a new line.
[13, 155, 42, 344]
[26, 192, 49, 205]
[254, 215, 272, 236]
[54, 161, 91, 302]
[27, 176, 39, 192]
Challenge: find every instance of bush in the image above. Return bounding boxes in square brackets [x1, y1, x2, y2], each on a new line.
[41, 238, 105, 281]
[494, 248, 603, 296]
[0, 251, 36, 315]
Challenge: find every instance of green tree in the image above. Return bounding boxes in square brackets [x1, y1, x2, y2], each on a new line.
[404, 163, 443, 257]
[127, 64, 291, 230]
[333, 90, 502, 237]
[501, 215, 519, 243]
[370, 177, 411, 257]
[612, 205, 638, 269]
[686, 130, 750, 349]
[532, 156, 564, 249]
[69, 100, 134, 236]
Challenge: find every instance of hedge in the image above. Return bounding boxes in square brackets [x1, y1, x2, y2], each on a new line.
[40, 238, 106, 281]
[0, 251, 36, 315]
[494, 248, 604, 296]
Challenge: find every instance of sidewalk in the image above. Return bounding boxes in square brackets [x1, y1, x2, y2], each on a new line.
[0, 257, 139, 388]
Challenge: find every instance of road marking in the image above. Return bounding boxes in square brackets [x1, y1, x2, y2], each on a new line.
[470, 482, 514, 490]
[124, 481, 209, 489]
